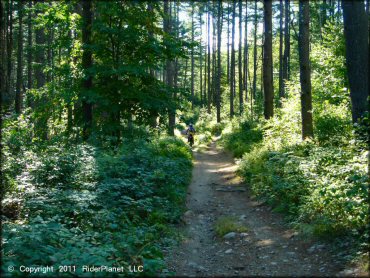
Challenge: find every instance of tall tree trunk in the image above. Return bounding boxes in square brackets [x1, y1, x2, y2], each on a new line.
[15, 0, 23, 114]
[282, 0, 290, 89]
[81, 0, 93, 140]
[6, 0, 13, 99]
[164, 0, 175, 135]
[216, 0, 222, 123]
[263, 0, 273, 119]
[252, 0, 258, 100]
[243, 2, 248, 101]
[342, 0, 369, 123]
[199, 12, 203, 106]
[190, 4, 195, 109]
[27, 0, 32, 92]
[0, 0, 6, 105]
[298, 0, 314, 139]
[278, 0, 284, 105]
[230, 0, 236, 118]
[227, 3, 230, 83]
[207, 3, 211, 113]
[238, 0, 243, 114]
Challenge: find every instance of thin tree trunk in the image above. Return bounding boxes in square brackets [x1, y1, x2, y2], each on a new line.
[238, 0, 243, 114]
[207, 3, 211, 113]
[15, 0, 23, 114]
[227, 3, 230, 83]
[191, 4, 195, 109]
[216, 0, 222, 123]
[243, 2, 248, 101]
[6, 0, 13, 97]
[278, 0, 284, 106]
[282, 0, 290, 88]
[252, 0, 258, 100]
[27, 0, 32, 94]
[81, 0, 93, 140]
[199, 12, 203, 106]
[298, 0, 314, 139]
[0, 0, 6, 104]
[230, 0, 236, 118]
[342, 0, 369, 123]
[263, 0, 273, 119]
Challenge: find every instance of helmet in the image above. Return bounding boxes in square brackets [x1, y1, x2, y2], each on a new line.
[189, 123, 193, 127]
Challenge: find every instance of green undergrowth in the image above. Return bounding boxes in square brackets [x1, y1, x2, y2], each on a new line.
[220, 99, 368, 262]
[214, 216, 248, 237]
[2, 132, 192, 276]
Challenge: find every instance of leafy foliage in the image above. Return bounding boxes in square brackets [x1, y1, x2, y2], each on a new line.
[2, 137, 192, 276]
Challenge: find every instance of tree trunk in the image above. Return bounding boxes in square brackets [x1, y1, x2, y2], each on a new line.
[230, 0, 236, 118]
[199, 12, 203, 106]
[164, 0, 175, 135]
[15, 0, 23, 114]
[6, 0, 13, 99]
[282, 0, 290, 89]
[191, 4, 195, 109]
[243, 2, 248, 101]
[263, 0, 273, 119]
[81, 0, 93, 140]
[227, 3, 230, 83]
[207, 3, 211, 114]
[298, 0, 314, 139]
[278, 0, 284, 106]
[0, 0, 6, 104]
[252, 0, 258, 100]
[238, 0, 243, 114]
[216, 0, 222, 123]
[27, 0, 32, 92]
[342, 0, 369, 123]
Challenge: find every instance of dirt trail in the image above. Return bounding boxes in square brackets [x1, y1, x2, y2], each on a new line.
[164, 140, 349, 277]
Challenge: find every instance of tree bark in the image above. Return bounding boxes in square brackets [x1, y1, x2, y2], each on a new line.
[81, 0, 93, 140]
[282, 0, 290, 88]
[191, 3, 195, 109]
[6, 0, 13, 99]
[252, 0, 258, 100]
[230, 0, 236, 118]
[243, 2, 248, 101]
[278, 0, 284, 106]
[27, 0, 32, 91]
[238, 0, 243, 114]
[263, 0, 273, 119]
[0, 0, 6, 106]
[207, 2, 211, 114]
[15, 0, 23, 114]
[342, 0, 369, 123]
[216, 0, 222, 123]
[298, 0, 314, 139]
[199, 11, 203, 106]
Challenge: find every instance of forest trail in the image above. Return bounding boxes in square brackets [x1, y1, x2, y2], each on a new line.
[165, 140, 347, 277]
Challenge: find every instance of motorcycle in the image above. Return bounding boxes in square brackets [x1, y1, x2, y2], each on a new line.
[188, 134, 194, 147]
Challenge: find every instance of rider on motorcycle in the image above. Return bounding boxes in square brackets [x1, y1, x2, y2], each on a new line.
[186, 123, 196, 146]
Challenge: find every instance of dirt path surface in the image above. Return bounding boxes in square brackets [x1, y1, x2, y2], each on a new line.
[164, 140, 349, 277]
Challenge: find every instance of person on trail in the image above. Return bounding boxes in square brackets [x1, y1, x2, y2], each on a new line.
[186, 123, 196, 146]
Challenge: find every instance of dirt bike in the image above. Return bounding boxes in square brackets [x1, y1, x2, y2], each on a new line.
[188, 134, 194, 147]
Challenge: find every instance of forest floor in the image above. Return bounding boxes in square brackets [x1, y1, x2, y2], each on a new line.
[164, 139, 362, 277]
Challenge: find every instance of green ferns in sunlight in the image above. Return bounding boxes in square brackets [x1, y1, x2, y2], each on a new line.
[2, 137, 192, 276]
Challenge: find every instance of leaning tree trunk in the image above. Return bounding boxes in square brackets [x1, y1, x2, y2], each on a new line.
[263, 0, 273, 119]
[190, 4, 195, 109]
[252, 0, 258, 101]
[342, 0, 369, 123]
[298, 0, 314, 139]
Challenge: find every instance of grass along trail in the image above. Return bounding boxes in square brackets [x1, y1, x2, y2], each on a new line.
[164, 140, 350, 277]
